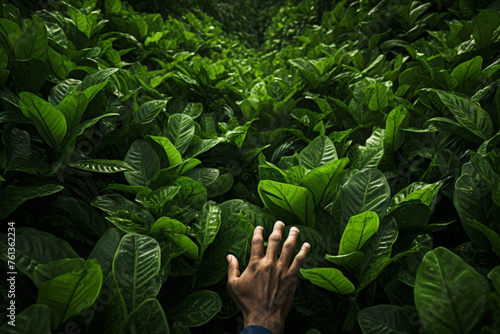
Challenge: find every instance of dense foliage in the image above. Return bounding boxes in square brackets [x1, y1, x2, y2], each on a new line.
[1, 0, 500, 333]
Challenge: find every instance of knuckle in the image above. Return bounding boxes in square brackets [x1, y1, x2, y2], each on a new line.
[269, 234, 282, 243]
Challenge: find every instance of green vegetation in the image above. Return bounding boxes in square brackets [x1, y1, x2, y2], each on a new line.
[1, 0, 500, 333]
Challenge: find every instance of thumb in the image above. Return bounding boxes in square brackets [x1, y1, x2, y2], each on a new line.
[226, 254, 240, 280]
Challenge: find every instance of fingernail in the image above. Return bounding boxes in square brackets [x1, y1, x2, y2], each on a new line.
[275, 221, 284, 228]
[290, 227, 299, 233]
[304, 243, 310, 248]
[255, 226, 263, 230]
[226, 255, 233, 263]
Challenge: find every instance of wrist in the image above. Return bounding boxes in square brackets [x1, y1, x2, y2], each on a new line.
[244, 314, 284, 334]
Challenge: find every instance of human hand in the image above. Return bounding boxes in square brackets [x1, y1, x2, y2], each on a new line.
[226, 221, 311, 334]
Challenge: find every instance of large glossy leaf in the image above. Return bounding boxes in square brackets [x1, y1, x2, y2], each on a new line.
[77, 68, 118, 91]
[0, 228, 78, 281]
[148, 135, 183, 167]
[37, 259, 102, 329]
[454, 173, 492, 249]
[0, 304, 51, 334]
[437, 91, 493, 140]
[166, 114, 195, 155]
[57, 91, 88, 132]
[168, 290, 222, 327]
[298, 135, 338, 169]
[34, 258, 86, 288]
[258, 180, 316, 227]
[349, 128, 385, 170]
[300, 158, 349, 207]
[184, 168, 220, 186]
[473, 10, 500, 48]
[189, 201, 221, 252]
[124, 139, 161, 186]
[325, 252, 364, 270]
[173, 177, 207, 210]
[339, 211, 379, 255]
[470, 151, 500, 206]
[19, 92, 67, 148]
[124, 298, 170, 334]
[340, 169, 391, 231]
[0, 182, 64, 219]
[451, 56, 482, 86]
[354, 218, 398, 291]
[91, 194, 155, 229]
[358, 304, 417, 334]
[133, 100, 168, 124]
[14, 16, 47, 60]
[414, 247, 491, 334]
[88, 228, 123, 279]
[68, 159, 134, 173]
[300, 267, 355, 295]
[196, 227, 248, 287]
[151, 217, 199, 259]
[384, 106, 408, 153]
[113, 235, 162, 312]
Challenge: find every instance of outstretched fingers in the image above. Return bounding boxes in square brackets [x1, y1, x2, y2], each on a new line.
[289, 242, 311, 276]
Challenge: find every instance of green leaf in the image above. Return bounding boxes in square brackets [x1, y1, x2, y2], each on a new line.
[339, 211, 379, 255]
[78, 68, 118, 91]
[168, 290, 222, 327]
[452, 56, 483, 86]
[473, 10, 500, 48]
[299, 135, 338, 170]
[0, 304, 51, 334]
[384, 106, 408, 153]
[184, 168, 220, 186]
[19, 92, 67, 149]
[468, 219, 500, 257]
[189, 201, 221, 252]
[34, 257, 82, 284]
[325, 252, 364, 270]
[258, 180, 316, 227]
[92, 194, 155, 229]
[196, 227, 248, 287]
[341, 169, 391, 231]
[470, 151, 500, 206]
[300, 158, 349, 207]
[68, 159, 134, 173]
[173, 177, 207, 210]
[124, 140, 161, 186]
[15, 16, 47, 61]
[354, 218, 398, 291]
[0, 183, 64, 220]
[166, 114, 195, 155]
[414, 247, 491, 334]
[113, 234, 162, 312]
[124, 298, 169, 334]
[454, 173, 493, 249]
[0, 227, 78, 281]
[300, 267, 355, 295]
[358, 304, 416, 334]
[88, 228, 123, 279]
[183, 102, 203, 118]
[148, 135, 183, 167]
[37, 259, 103, 329]
[57, 91, 88, 132]
[105, 0, 122, 14]
[437, 91, 493, 140]
[134, 100, 168, 124]
[366, 82, 391, 112]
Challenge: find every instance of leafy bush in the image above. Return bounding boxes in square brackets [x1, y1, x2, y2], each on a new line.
[1, 0, 500, 333]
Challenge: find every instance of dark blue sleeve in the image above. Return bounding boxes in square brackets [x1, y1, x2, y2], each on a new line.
[240, 325, 274, 334]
